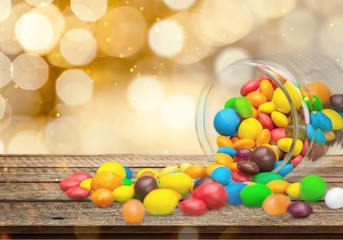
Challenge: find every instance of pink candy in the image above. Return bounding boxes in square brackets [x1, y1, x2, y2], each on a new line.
[270, 128, 287, 145]
[240, 80, 260, 96]
[256, 112, 274, 131]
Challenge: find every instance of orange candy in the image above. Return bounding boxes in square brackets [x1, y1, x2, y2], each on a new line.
[261, 143, 279, 160]
[122, 199, 145, 224]
[184, 164, 207, 179]
[252, 107, 258, 118]
[90, 188, 115, 207]
[206, 164, 221, 176]
[230, 136, 240, 143]
[228, 162, 238, 171]
[215, 153, 234, 167]
[233, 138, 256, 150]
[262, 194, 291, 216]
[246, 92, 267, 108]
[91, 171, 122, 191]
[256, 129, 271, 147]
[306, 81, 331, 106]
[216, 135, 233, 148]
[266, 180, 290, 194]
[140, 171, 157, 178]
[259, 80, 274, 101]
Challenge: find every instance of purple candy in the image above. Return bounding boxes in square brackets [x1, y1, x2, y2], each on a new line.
[234, 148, 251, 162]
[287, 202, 313, 218]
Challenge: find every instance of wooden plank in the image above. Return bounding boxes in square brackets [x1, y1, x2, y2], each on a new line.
[0, 202, 343, 234]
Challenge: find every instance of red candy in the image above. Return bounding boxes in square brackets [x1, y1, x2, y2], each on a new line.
[302, 138, 310, 156]
[240, 80, 260, 96]
[192, 182, 228, 210]
[179, 198, 207, 216]
[290, 155, 303, 167]
[232, 170, 251, 182]
[270, 128, 287, 145]
[69, 172, 92, 182]
[256, 112, 274, 131]
[66, 186, 90, 200]
[59, 177, 81, 191]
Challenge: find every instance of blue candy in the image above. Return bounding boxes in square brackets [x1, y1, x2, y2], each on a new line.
[225, 182, 247, 205]
[310, 113, 318, 129]
[213, 108, 241, 136]
[217, 146, 236, 157]
[210, 166, 232, 186]
[273, 160, 294, 177]
[306, 124, 315, 141]
[124, 166, 133, 179]
[315, 128, 326, 144]
[316, 111, 332, 131]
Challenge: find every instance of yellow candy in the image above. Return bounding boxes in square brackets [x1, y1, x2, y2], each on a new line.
[324, 131, 336, 142]
[143, 189, 181, 215]
[216, 135, 233, 148]
[237, 118, 263, 140]
[228, 162, 238, 171]
[286, 182, 301, 200]
[159, 172, 193, 197]
[284, 81, 302, 110]
[258, 102, 275, 114]
[215, 153, 234, 167]
[97, 162, 126, 178]
[256, 129, 271, 147]
[113, 185, 134, 203]
[272, 88, 291, 114]
[233, 138, 256, 150]
[321, 109, 343, 130]
[79, 178, 92, 191]
[267, 180, 290, 194]
[137, 168, 159, 178]
[180, 163, 192, 172]
[271, 111, 289, 128]
[277, 138, 303, 156]
[159, 166, 180, 178]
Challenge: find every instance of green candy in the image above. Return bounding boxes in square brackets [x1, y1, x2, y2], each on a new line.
[122, 178, 133, 186]
[300, 175, 327, 202]
[224, 97, 236, 109]
[235, 97, 253, 118]
[303, 96, 313, 112]
[240, 183, 273, 207]
[251, 172, 284, 184]
[312, 95, 323, 111]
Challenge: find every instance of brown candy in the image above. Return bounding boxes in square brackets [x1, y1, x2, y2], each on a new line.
[250, 146, 276, 172]
[330, 94, 343, 112]
[134, 176, 158, 200]
[237, 161, 260, 175]
[193, 176, 217, 191]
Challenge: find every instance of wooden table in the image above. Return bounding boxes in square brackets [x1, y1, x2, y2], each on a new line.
[0, 154, 343, 239]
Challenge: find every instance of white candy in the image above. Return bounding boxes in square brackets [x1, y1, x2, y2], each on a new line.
[325, 188, 343, 209]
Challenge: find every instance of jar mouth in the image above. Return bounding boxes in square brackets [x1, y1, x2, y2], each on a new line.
[195, 60, 303, 172]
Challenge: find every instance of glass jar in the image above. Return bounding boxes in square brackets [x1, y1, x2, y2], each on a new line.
[196, 51, 343, 174]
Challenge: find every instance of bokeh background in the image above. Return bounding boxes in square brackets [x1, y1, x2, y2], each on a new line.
[0, 0, 343, 155]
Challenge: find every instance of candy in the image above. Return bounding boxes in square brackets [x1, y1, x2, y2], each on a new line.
[324, 188, 343, 209]
[184, 164, 207, 179]
[225, 182, 247, 205]
[271, 111, 289, 128]
[180, 163, 192, 172]
[315, 111, 333, 131]
[179, 198, 207, 216]
[277, 138, 303, 156]
[315, 128, 326, 144]
[225, 97, 237, 109]
[66, 186, 90, 200]
[134, 176, 158, 200]
[273, 87, 291, 114]
[306, 124, 315, 141]
[69, 172, 92, 182]
[210, 166, 232, 186]
[206, 164, 221, 176]
[250, 146, 276, 172]
[290, 155, 303, 167]
[240, 183, 273, 207]
[240, 79, 260, 96]
[137, 168, 159, 178]
[59, 177, 81, 191]
[215, 153, 234, 167]
[251, 172, 284, 184]
[237, 161, 260, 175]
[330, 94, 343, 111]
[217, 146, 236, 157]
[143, 189, 181, 215]
[192, 182, 228, 210]
[261, 143, 280, 160]
[321, 109, 343, 130]
[228, 162, 238, 171]
[287, 202, 313, 218]
[256, 129, 271, 147]
[300, 175, 327, 202]
[273, 161, 294, 176]
[270, 128, 286, 145]
[306, 81, 331, 106]
[159, 172, 193, 197]
[122, 199, 145, 224]
[258, 102, 275, 114]
[90, 188, 115, 207]
[284, 81, 302, 110]
[287, 182, 301, 200]
[312, 95, 323, 111]
[122, 178, 133, 186]
[232, 170, 250, 182]
[96, 162, 126, 178]
[266, 180, 290, 194]
[235, 97, 253, 118]
[303, 96, 313, 112]
[91, 171, 122, 191]
[262, 194, 291, 216]
[216, 135, 234, 148]
[324, 131, 336, 142]
[246, 92, 267, 108]
[214, 108, 241, 136]
[259, 79, 274, 101]
[233, 138, 256, 150]
[113, 185, 135, 203]
[234, 148, 251, 162]
[159, 165, 179, 178]
[238, 118, 263, 140]
[79, 178, 92, 191]
[124, 166, 133, 179]
[256, 112, 274, 131]
[193, 176, 217, 191]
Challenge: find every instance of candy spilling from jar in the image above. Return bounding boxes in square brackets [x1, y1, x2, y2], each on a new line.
[213, 76, 343, 179]
[59, 160, 342, 223]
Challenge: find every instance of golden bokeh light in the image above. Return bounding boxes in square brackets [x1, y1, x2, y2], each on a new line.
[0, 0, 11, 22]
[0, 52, 12, 88]
[25, 0, 53, 7]
[71, 0, 107, 22]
